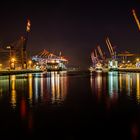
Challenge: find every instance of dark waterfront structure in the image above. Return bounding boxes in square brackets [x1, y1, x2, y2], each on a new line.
[0, 71, 140, 139]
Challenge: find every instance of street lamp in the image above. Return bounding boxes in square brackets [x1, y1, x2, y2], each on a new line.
[10, 58, 16, 70]
[28, 60, 32, 69]
[136, 58, 140, 62]
[0, 64, 2, 70]
[7, 46, 11, 57]
[6, 46, 12, 69]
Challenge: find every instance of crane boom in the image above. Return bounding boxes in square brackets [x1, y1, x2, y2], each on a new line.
[91, 50, 98, 66]
[106, 38, 113, 57]
[106, 37, 114, 56]
[91, 50, 95, 63]
[132, 9, 140, 31]
[94, 49, 98, 58]
[97, 45, 104, 60]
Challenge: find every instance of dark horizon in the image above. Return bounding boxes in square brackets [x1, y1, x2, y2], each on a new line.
[0, 0, 140, 69]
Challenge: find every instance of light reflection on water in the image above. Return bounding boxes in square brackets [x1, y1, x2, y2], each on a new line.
[0, 71, 140, 138]
[108, 72, 118, 99]
[10, 75, 16, 109]
[0, 71, 68, 109]
[47, 72, 67, 104]
[0, 72, 139, 109]
[28, 74, 33, 106]
[118, 73, 140, 103]
[136, 73, 140, 103]
[90, 72, 140, 104]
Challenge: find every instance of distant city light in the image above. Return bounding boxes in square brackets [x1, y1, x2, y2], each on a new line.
[11, 58, 15, 62]
[136, 58, 140, 62]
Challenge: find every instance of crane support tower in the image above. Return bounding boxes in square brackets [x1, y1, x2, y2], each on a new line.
[22, 19, 31, 69]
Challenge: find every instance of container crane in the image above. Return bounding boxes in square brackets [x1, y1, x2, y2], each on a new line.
[132, 9, 140, 31]
[97, 45, 105, 60]
[105, 37, 115, 58]
[132, 9, 140, 57]
[94, 49, 98, 59]
[22, 19, 31, 69]
[105, 37, 118, 70]
[91, 49, 100, 65]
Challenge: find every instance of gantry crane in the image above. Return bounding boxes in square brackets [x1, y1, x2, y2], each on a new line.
[22, 19, 31, 69]
[97, 45, 105, 60]
[132, 9, 140, 31]
[91, 49, 98, 67]
[132, 9, 140, 63]
[105, 37, 116, 59]
[105, 37, 118, 70]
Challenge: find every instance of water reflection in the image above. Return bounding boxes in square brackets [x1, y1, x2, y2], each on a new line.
[108, 72, 118, 99]
[91, 72, 119, 99]
[0, 72, 68, 133]
[28, 74, 33, 106]
[34, 74, 40, 103]
[0, 72, 68, 110]
[118, 73, 140, 103]
[31, 72, 68, 104]
[136, 73, 140, 103]
[90, 72, 140, 105]
[90, 72, 104, 101]
[47, 72, 68, 104]
[95, 72, 102, 100]
[90, 71, 119, 105]
[0, 71, 140, 137]
[10, 75, 16, 109]
[0, 76, 9, 95]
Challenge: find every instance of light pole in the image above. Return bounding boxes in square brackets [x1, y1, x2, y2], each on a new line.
[0, 64, 2, 70]
[28, 60, 32, 69]
[136, 58, 140, 62]
[6, 46, 11, 69]
[10, 58, 16, 70]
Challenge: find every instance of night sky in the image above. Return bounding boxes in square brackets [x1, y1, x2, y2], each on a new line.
[0, 0, 140, 69]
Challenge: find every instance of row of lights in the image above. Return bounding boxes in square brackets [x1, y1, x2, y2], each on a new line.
[0, 58, 32, 70]
[122, 58, 140, 63]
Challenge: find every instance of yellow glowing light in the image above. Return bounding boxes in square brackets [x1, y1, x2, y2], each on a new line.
[28, 60, 32, 64]
[136, 58, 140, 62]
[119, 74, 122, 92]
[56, 60, 60, 63]
[11, 75, 16, 81]
[6, 46, 11, 49]
[28, 74, 33, 105]
[11, 58, 15, 62]
[55, 66, 58, 69]
[26, 19, 31, 32]
[51, 60, 55, 63]
[11, 75, 16, 109]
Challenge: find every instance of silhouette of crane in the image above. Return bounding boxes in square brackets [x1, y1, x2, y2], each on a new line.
[0, 19, 31, 69]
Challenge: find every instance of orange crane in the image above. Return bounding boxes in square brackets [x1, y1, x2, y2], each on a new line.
[132, 9, 140, 31]
[26, 19, 31, 32]
[105, 37, 115, 58]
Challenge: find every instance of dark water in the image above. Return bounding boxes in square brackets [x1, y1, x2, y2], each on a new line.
[0, 71, 140, 139]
